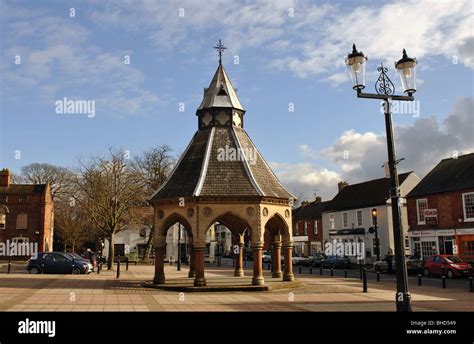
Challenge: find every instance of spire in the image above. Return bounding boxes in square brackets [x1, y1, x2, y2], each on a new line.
[197, 63, 244, 111]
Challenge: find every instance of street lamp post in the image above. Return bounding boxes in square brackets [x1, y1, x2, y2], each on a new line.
[345, 44, 417, 312]
[370, 208, 380, 262]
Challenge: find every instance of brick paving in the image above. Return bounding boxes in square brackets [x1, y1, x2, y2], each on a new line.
[0, 265, 472, 312]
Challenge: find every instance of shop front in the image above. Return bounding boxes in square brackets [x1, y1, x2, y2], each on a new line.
[456, 228, 474, 264]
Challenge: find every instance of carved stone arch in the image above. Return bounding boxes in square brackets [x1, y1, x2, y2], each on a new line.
[264, 211, 292, 242]
[202, 210, 253, 237]
[159, 212, 193, 238]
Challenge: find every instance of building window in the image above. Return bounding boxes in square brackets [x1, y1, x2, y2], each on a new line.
[421, 241, 437, 259]
[0, 195, 7, 203]
[342, 212, 348, 228]
[18, 195, 28, 203]
[0, 209, 6, 230]
[462, 192, 474, 221]
[303, 222, 307, 235]
[16, 213, 28, 230]
[416, 199, 428, 224]
[313, 221, 318, 235]
[293, 223, 298, 236]
[329, 214, 335, 230]
[356, 210, 363, 227]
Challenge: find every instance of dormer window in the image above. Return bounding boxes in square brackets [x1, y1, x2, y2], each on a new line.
[217, 84, 227, 96]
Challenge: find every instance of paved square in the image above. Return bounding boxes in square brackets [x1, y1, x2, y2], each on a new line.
[0, 264, 472, 312]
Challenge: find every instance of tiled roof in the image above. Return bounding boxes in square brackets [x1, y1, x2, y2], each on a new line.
[0, 184, 47, 195]
[407, 153, 474, 197]
[293, 200, 330, 221]
[323, 172, 413, 212]
[197, 63, 244, 111]
[150, 126, 294, 200]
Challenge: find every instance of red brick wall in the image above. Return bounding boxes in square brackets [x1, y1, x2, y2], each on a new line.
[407, 188, 474, 230]
[0, 187, 54, 255]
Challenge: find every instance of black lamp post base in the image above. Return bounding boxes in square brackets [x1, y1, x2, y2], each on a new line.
[395, 292, 412, 312]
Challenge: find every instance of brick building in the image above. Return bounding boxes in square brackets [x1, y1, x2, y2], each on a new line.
[406, 153, 474, 263]
[291, 197, 329, 256]
[0, 169, 54, 256]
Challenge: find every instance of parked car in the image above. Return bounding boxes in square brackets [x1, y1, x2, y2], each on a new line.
[27, 252, 91, 274]
[262, 251, 272, 263]
[373, 255, 421, 273]
[292, 255, 309, 266]
[321, 255, 351, 269]
[422, 255, 471, 278]
[66, 253, 94, 272]
[303, 253, 326, 267]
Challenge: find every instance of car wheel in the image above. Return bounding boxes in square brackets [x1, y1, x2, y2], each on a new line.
[423, 268, 430, 277]
[72, 267, 81, 275]
[447, 270, 454, 279]
[30, 267, 41, 274]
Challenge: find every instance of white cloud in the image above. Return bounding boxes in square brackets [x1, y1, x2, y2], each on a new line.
[274, 97, 474, 201]
[270, 162, 341, 202]
[315, 97, 474, 183]
[84, 0, 473, 82]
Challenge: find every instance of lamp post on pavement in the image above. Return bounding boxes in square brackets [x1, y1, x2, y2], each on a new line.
[370, 208, 380, 262]
[345, 44, 417, 312]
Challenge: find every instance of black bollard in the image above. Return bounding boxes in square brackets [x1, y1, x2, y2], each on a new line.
[41, 263, 45, 274]
[469, 276, 473, 292]
[320, 266, 323, 275]
[268, 263, 271, 271]
[97, 263, 100, 274]
[126, 260, 129, 271]
[418, 273, 422, 286]
[298, 266, 302, 274]
[309, 267, 313, 275]
[330, 265, 334, 277]
[344, 269, 348, 278]
[376, 270, 380, 282]
[7, 256, 11, 274]
[441, 267, 446, 289]
[116, 259, 121, 279]
[363, 268, 368, 293]
[359, 260, 363, 280]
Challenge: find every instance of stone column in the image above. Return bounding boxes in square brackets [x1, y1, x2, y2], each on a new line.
[188, 245, 196, 278]
[153, 246, 166, 284]
[283, 242, 295, 282]
[193, 246, 206, 287]
[234, 240, 244, 277]
[272, 238, 283, 278]
[252, 243, 264, 286]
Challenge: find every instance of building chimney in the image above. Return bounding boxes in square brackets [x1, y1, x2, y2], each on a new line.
[314, 196, 322, 203]
[301, 200, 310, 207]
[338, 181, 349, 192]
[0, 169, 11, 187]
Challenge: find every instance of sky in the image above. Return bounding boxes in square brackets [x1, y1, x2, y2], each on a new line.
[0, 0, 473, 201]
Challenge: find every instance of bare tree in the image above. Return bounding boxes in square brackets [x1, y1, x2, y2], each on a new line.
[19, 163, 73, 200]
[72, 148, 145, 270]
[54, 198, 89, 253]
[131, 145, 174, 260]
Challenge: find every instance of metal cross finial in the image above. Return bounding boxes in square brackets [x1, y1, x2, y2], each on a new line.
[213, 39, 227, 63]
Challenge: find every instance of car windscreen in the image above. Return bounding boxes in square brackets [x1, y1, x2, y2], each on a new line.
[446, 256, 462, 263]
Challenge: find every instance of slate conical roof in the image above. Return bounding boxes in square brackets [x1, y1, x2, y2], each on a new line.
[150, 62, 294, 201]
[198, 62, 244, 111]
